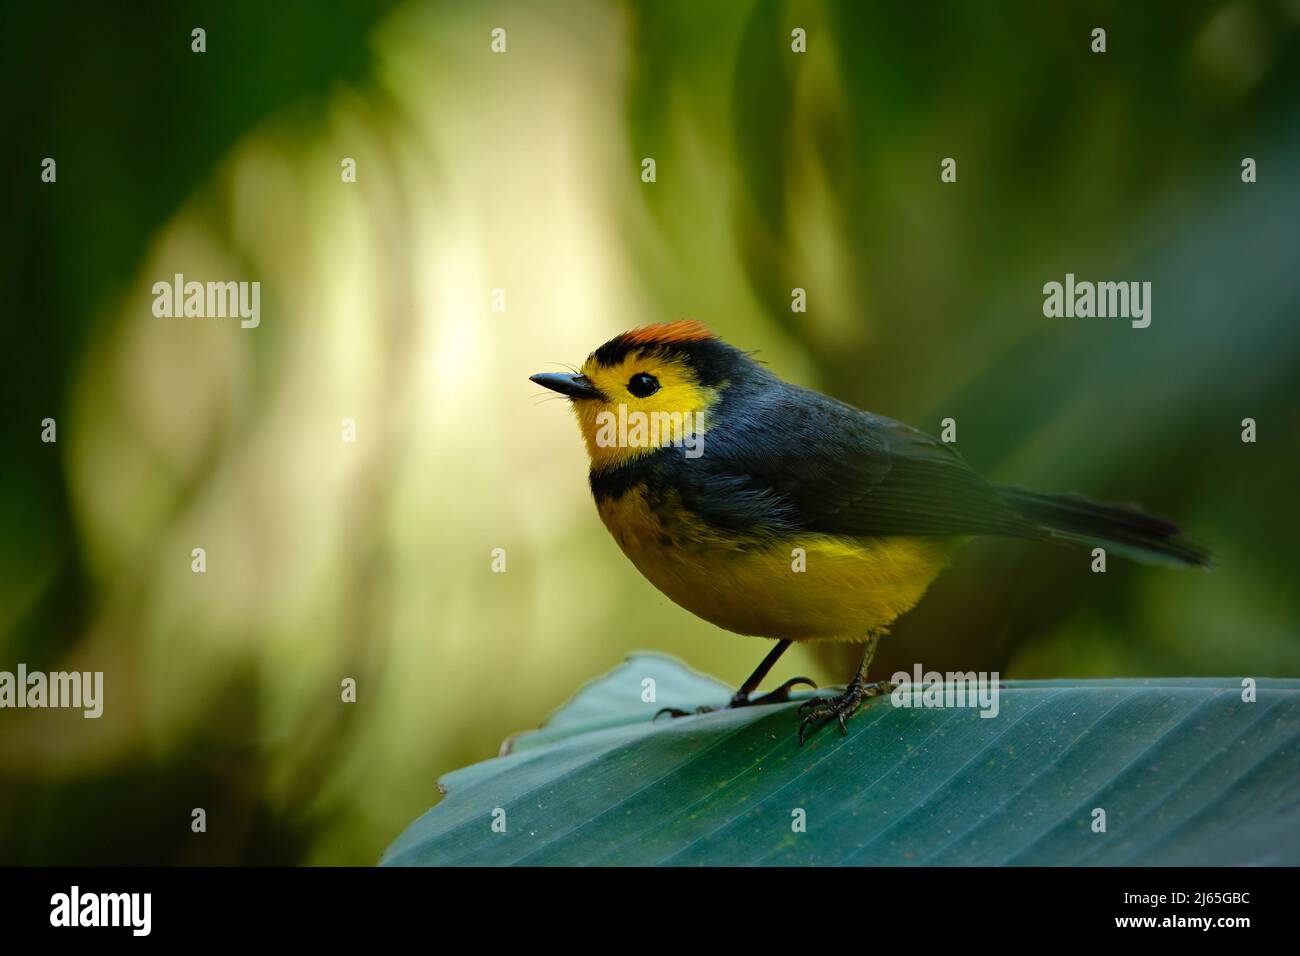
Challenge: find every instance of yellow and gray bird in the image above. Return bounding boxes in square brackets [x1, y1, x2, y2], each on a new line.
[530, 321, 1208, 742]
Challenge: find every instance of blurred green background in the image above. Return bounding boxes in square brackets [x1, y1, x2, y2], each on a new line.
[2, 0, 1299, 865]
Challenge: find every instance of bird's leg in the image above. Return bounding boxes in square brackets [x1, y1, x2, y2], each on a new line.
[655, 639, 816, 720]
[726, 639, 817, 708]
[797, 632, 894, 744]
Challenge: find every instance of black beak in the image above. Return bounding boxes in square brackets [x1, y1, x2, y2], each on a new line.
[529, 372, 605, 400]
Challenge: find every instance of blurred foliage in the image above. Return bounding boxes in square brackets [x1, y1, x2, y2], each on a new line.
[2, 0, 1298, 864]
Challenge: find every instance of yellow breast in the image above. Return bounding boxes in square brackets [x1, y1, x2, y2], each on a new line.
[597, 484, 957, 643]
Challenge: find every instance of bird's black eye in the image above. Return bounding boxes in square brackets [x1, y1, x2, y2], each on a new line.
[627, 372, 660, 398]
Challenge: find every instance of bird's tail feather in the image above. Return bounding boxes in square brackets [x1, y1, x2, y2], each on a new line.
[997, 485, 1211, 568]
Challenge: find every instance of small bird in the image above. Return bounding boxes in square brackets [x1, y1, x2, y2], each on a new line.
[531, 321, 1209, 743]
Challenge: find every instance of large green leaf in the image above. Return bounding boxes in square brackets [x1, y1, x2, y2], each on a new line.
[382, 654, 1300, 866]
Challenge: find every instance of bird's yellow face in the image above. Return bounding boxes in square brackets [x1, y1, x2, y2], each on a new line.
[570, 350, 720, 470]
[531, 323, 727, 471]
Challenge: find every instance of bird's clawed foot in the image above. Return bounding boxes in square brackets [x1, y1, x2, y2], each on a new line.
[654, 675, 816, 721]
[653, 705, 711, 720]
[731, 675, 816, 709]
[797, 680, 895, 745]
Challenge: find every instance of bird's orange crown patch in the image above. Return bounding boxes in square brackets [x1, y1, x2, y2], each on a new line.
[619, 320, 716, 347]
[589, 320, 726, 375]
